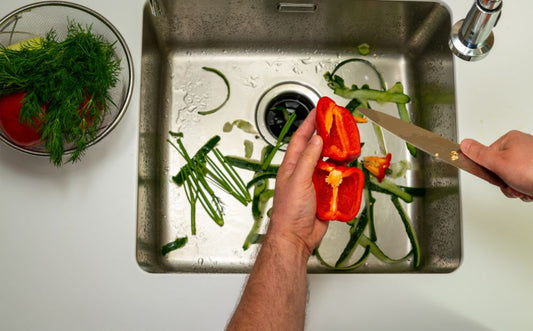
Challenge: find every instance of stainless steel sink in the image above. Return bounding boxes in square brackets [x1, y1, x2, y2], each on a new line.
[137, 0, 460, 273]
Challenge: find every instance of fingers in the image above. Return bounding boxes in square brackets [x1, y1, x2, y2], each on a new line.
[522, 196, 533, 202]
[501, 186, 523, 199]
[460, 138, 499, 172]
[290, 135, 323, 183]
[500, 186, 533, 202]
[278, 110, 317, 180]
[284, 109, 316, 160]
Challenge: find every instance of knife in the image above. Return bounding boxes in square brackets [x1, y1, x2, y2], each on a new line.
[357, 106, 507, 188]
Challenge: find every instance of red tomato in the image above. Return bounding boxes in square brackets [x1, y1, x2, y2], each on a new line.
[78, 94, 104, 130]
[0, 92, 43, 147]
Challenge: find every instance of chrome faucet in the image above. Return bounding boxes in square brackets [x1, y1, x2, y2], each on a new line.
[449, 0, 503, 61]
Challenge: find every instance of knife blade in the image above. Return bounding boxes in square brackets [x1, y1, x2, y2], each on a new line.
[357, 106, 507, 188]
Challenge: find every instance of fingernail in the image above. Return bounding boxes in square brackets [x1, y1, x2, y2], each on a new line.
[460, 139, 472, 152]
[310, 135, 322, 146]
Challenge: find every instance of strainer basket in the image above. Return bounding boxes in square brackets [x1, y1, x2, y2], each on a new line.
[0, 1, 134, 158]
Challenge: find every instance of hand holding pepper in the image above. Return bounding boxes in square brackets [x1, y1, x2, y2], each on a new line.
[461, 130, 533, 201]
[268, 109, 328, 256]
[227, 110, 326, 331]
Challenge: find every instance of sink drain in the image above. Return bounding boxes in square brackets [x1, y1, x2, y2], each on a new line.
[255, 82, 320, 147]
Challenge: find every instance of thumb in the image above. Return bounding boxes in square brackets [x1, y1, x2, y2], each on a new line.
[460, 138, 499, 171]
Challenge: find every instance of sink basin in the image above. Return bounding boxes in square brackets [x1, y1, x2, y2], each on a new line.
[137, 0, 460, 273]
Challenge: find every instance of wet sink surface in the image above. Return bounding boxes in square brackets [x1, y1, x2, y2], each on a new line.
[137, 0, 461, 273]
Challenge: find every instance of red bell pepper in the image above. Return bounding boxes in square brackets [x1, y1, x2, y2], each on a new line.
[313, 159, 365, 222]
[363, 153, 392, 182]
[315, 96, 361, 162]
[0, 92, 43, 147]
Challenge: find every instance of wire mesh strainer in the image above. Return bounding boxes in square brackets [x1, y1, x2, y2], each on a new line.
[0, 1, 134, 159]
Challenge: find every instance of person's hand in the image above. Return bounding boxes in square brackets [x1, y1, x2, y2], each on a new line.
[267, 109, 328, 257]
[460, 130, 533, 201]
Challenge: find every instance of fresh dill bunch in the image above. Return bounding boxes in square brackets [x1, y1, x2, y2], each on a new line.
[0, 21, 121, 166]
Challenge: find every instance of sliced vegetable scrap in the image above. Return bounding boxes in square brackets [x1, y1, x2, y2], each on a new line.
[223, 119, 257, 134]
[324, 57, 418, 157]
[161, 236, 188, 256]
[199, 66, 230, 116]
[243, 139, 253, 158]
[362, 153, 392, 182]
[324, 73, 411, 105]
[167, 133, 251, 235]
[357, 43, 371, 56]
[353, 116, 368, 123]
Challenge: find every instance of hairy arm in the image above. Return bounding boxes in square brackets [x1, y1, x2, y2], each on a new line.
[225, 234, 311, 331]
[226, 110, 326, 331]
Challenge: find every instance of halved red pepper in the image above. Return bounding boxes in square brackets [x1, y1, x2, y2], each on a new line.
[315, 96, 361, 162]
[362, 153, 392, 182]
[313, 159, 365, 222]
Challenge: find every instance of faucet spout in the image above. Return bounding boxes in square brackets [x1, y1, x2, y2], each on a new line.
[449, 0, 502, 61]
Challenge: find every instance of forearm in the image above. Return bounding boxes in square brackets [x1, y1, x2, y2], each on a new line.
[226, 233, 311, 331]
[227, 110, 324, 330]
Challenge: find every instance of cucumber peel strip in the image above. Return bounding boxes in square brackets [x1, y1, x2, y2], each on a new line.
[327, 58, 389, 155]
[198, 66, 230, 115]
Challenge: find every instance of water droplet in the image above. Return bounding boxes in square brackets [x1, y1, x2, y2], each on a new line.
[243, 75, 259, 88]
[183, 93, 191, 104]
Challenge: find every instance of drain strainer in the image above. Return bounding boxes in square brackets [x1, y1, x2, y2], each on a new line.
[255, 82, 320, 147]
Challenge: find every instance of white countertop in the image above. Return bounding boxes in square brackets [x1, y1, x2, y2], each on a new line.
[1, 0, 532, 330]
